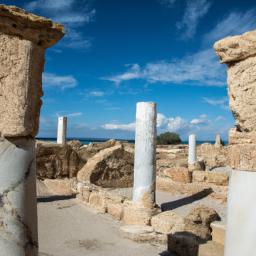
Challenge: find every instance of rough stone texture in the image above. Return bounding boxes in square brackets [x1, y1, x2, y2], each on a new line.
[37, 178, 77, 197]
[162, 167, 191, 183]
[0, 138, 38, 255]
[88, 191, 107, 213]
[36, 141, 85, 179]
[156, 145, 188, 174]
[151, 211, 184, 234]
[0, 5, 64, 48]
[107, 202, 123, 220]
[214, 30, 256, 63]
[0, 34, 45, 137]
[192, 171, 229, 186]
[185, 206, 220, 227]
[77, 139, 123, 162]
[197, 144, 227, 170]
[122, 202, 156, 226]
[77, 144, 134, 188]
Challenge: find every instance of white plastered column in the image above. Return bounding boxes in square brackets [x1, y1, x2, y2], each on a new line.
[57, 116, 67, 144]
[188, 134, 197, 165]
[132, 102, 157, 207]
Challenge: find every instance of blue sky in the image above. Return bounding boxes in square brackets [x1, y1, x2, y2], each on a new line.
[3, 0, 256, 140]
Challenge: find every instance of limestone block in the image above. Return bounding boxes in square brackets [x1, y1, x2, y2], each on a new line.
[36, 141, 85, 179]
[0, 5, 64, 138]
[214, 29, 256, 63]
[88, 191, 106, 213]
[185, 206, 220, 227]
[198, 241, 224, 256]
[81, 186, 91, 203]
[192, 171, 229, 186]
[0, 138, 38, 254]
[210, 221, 225, 246]
[163, 167, 191, 183]
[107, 202, 123, 220]
[122, 203, 155, 225]
[227, 56, 256, 132]
[228, 144, 256, 170]
[0, 5, 64, 48]
[37, 178, 76, 197]
[77, 144, 134, 188]
[229, 128, 256, 144]
[0, 35, 44, 137]
[151, 211, 184, 234]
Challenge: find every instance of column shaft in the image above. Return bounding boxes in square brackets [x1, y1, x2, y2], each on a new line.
[132, 102, 157, 207]
[57, 117, 67, 144]
[188, 134, 196, 165]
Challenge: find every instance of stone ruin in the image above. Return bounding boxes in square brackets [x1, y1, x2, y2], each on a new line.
[214, 30, 256, 171]
[0, 5, 64, 255]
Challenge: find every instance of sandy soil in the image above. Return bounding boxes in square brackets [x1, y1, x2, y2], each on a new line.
[38, 198, 173, 256]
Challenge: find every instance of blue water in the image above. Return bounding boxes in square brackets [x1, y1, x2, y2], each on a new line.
[36, 137, 226, 145]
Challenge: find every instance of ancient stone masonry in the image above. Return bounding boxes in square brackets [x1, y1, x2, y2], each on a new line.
[214, 29, 256, 170]
[0, 5, 64, 256]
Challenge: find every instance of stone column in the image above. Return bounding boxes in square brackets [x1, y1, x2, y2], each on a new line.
[188, 134, 196, 165]
[0, 5, 64, 255]
[132, 102, 157, 208]
[57, 116, 67, 144]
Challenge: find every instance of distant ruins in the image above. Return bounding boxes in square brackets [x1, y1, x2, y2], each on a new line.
[0, 5, 64, 255]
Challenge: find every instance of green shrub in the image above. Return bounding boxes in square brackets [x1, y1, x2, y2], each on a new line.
[157, 132, 182, 145]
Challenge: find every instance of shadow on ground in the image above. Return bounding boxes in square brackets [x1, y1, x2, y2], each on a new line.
[37, 195, 76, 203]
[161, 188, 213, 211]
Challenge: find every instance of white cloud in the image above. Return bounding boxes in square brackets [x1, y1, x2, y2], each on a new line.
[203, 97, 229, 110]
[43, 73, 77, 89]
[24, 0, 95, 49]
[176, 0, 211, 39]
[89, 90, 105, 97]
[102, 123, 136, 132]
[204, 9, 256, 44]
[104, 49, 225, 86]
[190, 114, 209, 125]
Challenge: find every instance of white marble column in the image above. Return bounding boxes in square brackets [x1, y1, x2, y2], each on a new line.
[57, 116, 67, 144]
[0, 5, 64, 255]
[224, 170, 256, 256]
[188, 134, 196, 165]
[132, 102, 157, 208]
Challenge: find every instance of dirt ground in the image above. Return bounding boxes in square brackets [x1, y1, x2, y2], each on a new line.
[38, 197, 173, 256]
[38, 189, 226, 256]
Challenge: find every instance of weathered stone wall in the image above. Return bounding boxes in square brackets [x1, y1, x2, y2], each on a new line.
[214, 29, 256, 171]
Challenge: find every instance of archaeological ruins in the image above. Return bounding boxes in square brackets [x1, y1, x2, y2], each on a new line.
[1, 3, 256, 256]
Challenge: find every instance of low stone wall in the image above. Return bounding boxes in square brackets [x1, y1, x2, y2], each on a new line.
[76, 181, 221, 256]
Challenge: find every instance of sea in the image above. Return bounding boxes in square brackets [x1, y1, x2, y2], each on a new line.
[36, 137, 224, 145]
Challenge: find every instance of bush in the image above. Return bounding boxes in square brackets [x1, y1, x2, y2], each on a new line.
[157, 132, 182, 145]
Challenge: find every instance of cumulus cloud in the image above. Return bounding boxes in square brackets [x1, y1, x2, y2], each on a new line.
[204, 9, 256, 44]
[24, 0, 95, 49]
[102, 123, 136, 132]
[176, 0, 211, 39]
[43, 73, 77, 89]
[104, 49, 225, 86]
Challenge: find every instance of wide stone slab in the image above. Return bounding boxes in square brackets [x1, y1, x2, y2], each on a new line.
[0, 5, 64, 48]
[214, 29, 256, 63]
